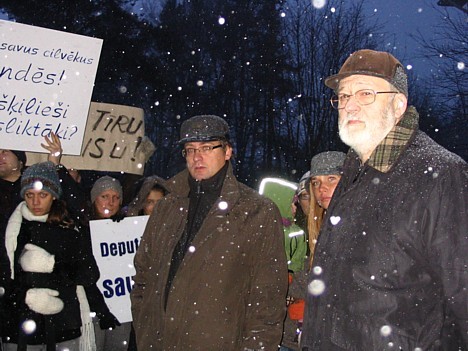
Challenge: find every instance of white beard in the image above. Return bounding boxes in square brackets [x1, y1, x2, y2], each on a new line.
[339, 104, 397, 159]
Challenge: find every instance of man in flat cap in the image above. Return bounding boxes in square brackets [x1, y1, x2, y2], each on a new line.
[131, 115, 288, 350]
[301, 50, 467, 350]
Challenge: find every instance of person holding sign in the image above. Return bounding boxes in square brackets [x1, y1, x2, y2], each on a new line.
[81, 176, 131, 351]
[131, 115, 288, 350]
[2, 161, 98, 351]
[39, 133, 88, 221]
[89, 176, 125, 221]
[41, 134, 122, 350]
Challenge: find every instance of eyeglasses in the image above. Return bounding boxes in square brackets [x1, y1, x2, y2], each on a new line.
[182, 144, 223, 157]
[330, 89, 398, 110]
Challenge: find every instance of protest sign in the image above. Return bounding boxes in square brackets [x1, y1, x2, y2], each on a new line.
[89, 215, 149, 323]
[0, 20, 102, 154]
[26, 102, 155, 175]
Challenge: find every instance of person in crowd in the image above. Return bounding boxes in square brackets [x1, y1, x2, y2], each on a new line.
[68, 168, 82, 184]
[126, 176, 169, 217]
[89, 176, 124, 221]
[125, 176, 170, 351]
[282, 172, 310, 282]
[82, 175, 131, 351]
[301, 49, 467, 350]
[1, 133, 87, 347]
[306, 151, 346, 258]
[40, 132, 88, 221]
[291, 171, 311, 232]
[0, 149, 27, 348]
[42, 133, 122, 351]
[0, 149, 26, 228]
[281, 151, 345, 351]
[131, 115, 288, 350]
[1, 161, 99, 350]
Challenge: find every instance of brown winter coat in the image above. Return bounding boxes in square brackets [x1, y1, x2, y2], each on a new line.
[131, 163, 288, 350]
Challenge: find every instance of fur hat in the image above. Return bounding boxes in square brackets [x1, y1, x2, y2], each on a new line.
[325, 49, 408, 96]
[179, 115, 230, 144]
[91, 176, 123, 204]
[310, 151, 346, 178]
[20, 161, 62, 199]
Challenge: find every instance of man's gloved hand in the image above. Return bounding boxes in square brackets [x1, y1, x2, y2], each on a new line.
[25, 288, 64, 315]
[20, 244, 55, 273]
[98, 311, 121, 330]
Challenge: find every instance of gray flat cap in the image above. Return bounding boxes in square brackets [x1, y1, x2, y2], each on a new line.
[310, 151, 346, 177]
[179, 115, 230, 144]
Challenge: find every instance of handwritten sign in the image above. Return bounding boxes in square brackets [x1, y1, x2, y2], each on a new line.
[26, 102, 155, 175]
[89, 215, 149, 323]
[0, 20, 103, 155]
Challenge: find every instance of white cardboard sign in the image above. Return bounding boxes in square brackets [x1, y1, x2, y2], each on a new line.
[89, 216, 149, 323]
[0, 20, 103, 155]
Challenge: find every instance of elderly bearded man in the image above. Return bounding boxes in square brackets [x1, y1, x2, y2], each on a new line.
[301, 50, 467, 350]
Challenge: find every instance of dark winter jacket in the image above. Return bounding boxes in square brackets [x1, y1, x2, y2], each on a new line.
[0, 177, 22, 233]
[0, 165, 85, 337]
[0, 176, 22, 335]
[3, 215, 100, 345]
[301, 108, 467, 350]
[55, 165, 88, 221]
[0, 177, 22, 280]
[1, 165, 86, 288]
[131, 163, 288, 351]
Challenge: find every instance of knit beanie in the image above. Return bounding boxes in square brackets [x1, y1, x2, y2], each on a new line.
[91, 176, 123, 204]
[20, 161, 62, 199]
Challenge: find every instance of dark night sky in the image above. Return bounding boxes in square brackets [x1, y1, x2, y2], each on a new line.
[360, 0, 464, 80]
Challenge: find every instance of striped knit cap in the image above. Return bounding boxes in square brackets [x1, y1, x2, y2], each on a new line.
[20, 161, 62, 199]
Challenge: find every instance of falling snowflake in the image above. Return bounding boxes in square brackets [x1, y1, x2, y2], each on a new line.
[380, 325, 392, 337]
[308, 279, 325, 296]
[312, 0, 327, 9]
[22, 320, 36, 335]
[33, 180, 43, 191]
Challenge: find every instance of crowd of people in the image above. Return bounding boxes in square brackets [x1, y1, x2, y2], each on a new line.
[0, 48, 466, 351]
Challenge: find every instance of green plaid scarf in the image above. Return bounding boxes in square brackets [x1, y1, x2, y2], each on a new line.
[367, 106, 419, 173]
